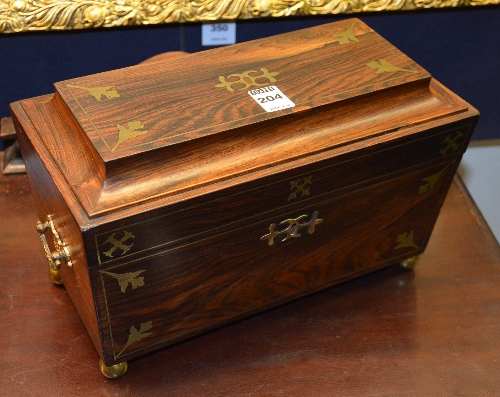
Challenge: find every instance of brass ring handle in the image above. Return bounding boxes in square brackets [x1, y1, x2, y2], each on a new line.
[36, 215, 73, 270]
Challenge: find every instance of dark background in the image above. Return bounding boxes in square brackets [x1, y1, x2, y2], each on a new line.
[1, 7, 499, 151]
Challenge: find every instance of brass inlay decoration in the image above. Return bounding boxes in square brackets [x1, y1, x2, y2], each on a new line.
[261, 210, 323, 246]
[117, 321, 153, 358]
[103, 230, 135, 258]
[67, 84, 120, 101]
[394, 230, 419, 250]
[333, 23, 359, 45]
[440, 131, 464, 156]
[367, 59, 415, 74]
[1, 1, 496, 34]
[288, 175, 313, 201]
[419, 168, 445, 194]
[94, 125, 472, 265]
[101, 270, 146, 293]
[112, 121, 148, 152]
[215, 68, 279, 92]
[99, 127, 472, 357]
[36, 214, 73, 270]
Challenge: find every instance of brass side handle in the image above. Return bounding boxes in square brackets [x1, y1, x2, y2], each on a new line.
[36, 215, 73, 270]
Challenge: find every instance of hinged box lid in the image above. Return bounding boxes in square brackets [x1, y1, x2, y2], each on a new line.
[13, 19, 471, 219]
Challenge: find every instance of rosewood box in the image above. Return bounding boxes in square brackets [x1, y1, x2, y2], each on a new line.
[11, 19, 478, 378]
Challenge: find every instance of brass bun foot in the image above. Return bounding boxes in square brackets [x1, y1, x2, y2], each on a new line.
[48, 266, 63, 285]
[399, 255, 420, 270]
[99, 359, 129, 379]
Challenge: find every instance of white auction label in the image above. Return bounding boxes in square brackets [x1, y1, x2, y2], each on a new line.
[202, 23, 236, 46]
[248, 86, 295, 113]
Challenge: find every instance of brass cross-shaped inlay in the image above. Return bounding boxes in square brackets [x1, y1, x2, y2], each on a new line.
[440, 131, 464, 156]
[102, 230, 135, 258]
[288, 175, 313, 201]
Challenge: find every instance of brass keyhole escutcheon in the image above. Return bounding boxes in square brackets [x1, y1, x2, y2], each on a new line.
[36, 215, 73, 271]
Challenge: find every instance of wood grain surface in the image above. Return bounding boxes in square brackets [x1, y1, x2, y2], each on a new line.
[11, 19, 476, 218]
[53, 20, 426, 158]
[14, 90, 477, 367]
[92, 160, 458, 365]
[6, 18, 485, 388]
[1, 163, 499, 395]
[10, 18, 480, 370]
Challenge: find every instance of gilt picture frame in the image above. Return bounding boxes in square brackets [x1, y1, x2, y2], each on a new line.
[1, 0, 499, 34]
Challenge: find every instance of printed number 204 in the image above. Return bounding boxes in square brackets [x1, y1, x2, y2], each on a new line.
[258, 94, 283, 104]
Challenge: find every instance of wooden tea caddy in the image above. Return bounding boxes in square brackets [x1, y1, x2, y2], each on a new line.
[11, 19, 478, 379]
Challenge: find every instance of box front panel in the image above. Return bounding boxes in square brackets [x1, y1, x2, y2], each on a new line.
[89, 122, 473, 269]
[12, 109, 103, 357]
[92, 158, 458, 365]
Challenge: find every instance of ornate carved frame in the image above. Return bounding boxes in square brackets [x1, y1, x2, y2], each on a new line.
[0, 0, 499, 34]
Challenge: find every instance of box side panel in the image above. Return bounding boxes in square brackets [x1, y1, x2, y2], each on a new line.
[12, 104, 103, 359]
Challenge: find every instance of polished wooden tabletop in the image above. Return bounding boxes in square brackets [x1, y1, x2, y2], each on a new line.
[1, 166, 500, 396]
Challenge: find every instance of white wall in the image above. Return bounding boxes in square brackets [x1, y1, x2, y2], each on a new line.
[458, 140, 500, 244]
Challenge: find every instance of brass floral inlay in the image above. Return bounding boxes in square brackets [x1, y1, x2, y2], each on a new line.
[67, 84, 120, 101]
[333, 23, 359, 45]
[117, 321, 153, 357]
[101, 270, 146, 293]
[394, 230, 419, 250]
[112, 121, 148, 152]
[419, 169, 446, 194]
[366, 59, 415, 74]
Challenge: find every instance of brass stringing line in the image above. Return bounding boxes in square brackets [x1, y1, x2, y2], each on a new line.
[113, 72, 419, 151]
[95, 233, 103, 265]
[98, 270, 118, 359]
[101, 157, 460, 352]
[96, 156, 441, 264]
[420, 158, 458, 250]
[80, 35, 419, 152]
[372, 33, 418, 73]
[95, 147, 466, 266]
[108, 248, 422, 359]
[100, 159, 455, 272]
[101, 129, 470, 355]
[94, 123, 470, 264]
[104, 155, 455, 357]
[66, 85, 113, 152]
